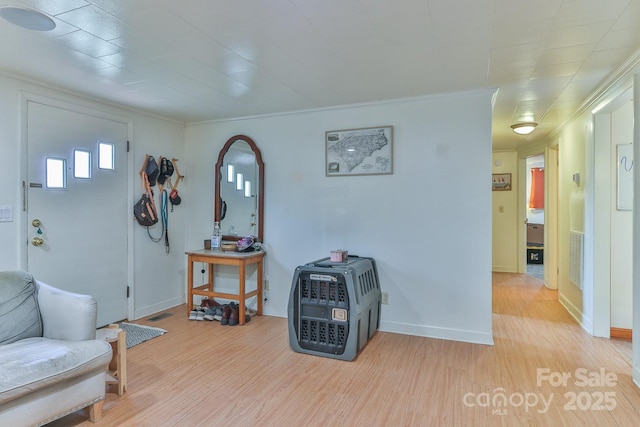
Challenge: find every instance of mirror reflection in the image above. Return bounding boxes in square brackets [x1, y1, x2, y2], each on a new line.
[221, 141, 256, 236]
[215, 135, 264, 242]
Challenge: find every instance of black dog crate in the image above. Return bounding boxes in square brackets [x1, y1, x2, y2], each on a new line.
[288, 256, 381, 361]
[527, 248, 544, 264]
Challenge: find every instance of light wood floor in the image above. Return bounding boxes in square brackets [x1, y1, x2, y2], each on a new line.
[49, 273, 640, 426]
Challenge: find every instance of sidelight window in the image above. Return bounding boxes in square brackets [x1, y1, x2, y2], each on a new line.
[98, 142, 114, 170]
[46, 158, 66, 189]
[74, 149, 92, 179]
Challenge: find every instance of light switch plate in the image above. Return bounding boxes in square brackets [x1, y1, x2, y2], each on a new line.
[381, 292, 389, 305]
[0, 205, 13, 222]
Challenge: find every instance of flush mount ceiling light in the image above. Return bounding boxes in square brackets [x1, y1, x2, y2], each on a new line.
[511, 122, 538, 135]
[0, 6, 55, 31]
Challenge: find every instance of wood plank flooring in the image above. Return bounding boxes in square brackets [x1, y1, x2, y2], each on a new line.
[48, 273, 640, 426]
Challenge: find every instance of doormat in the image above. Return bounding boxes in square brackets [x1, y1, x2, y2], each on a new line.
[120, 322, 167, 349]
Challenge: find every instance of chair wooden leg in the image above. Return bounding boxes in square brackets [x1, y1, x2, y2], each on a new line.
[89, 400, 104, 423]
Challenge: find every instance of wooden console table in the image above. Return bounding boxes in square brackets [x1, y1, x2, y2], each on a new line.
[186, 248, 265, 325]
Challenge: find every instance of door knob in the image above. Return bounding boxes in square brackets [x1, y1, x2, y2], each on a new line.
[32, 219, 43, 234]
[31, 237, 44, 247]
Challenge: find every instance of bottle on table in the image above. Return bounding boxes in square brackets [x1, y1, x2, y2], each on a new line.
[211, 221, 221, 250]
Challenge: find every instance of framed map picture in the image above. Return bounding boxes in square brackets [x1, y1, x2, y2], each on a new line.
[326, 126, 393, 176]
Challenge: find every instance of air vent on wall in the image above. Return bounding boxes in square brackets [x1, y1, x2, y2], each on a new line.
[569, 231, 584, 290]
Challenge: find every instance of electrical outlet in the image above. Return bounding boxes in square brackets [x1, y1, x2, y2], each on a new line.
[264, 278, 269, 291]
[381, 292, 389, 305]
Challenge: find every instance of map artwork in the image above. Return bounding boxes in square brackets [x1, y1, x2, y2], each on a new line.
[326, 126, 392, 176]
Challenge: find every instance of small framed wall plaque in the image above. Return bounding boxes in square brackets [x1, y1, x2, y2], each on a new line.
[492, 173, 512, 191]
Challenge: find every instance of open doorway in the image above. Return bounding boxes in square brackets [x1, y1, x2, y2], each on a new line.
[594, 94, 634, 341]
[525, 154, 545, 281]
[592, 86, 633, 366]
[610, 100, 633, 342]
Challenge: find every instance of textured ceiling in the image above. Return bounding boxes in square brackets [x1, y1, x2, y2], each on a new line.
[1, 0, 639, 150]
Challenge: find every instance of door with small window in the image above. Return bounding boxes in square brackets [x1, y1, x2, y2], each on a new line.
[27, 100, 128, 326]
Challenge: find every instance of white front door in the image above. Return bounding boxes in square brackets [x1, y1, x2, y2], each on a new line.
[26, 100, 129, 327]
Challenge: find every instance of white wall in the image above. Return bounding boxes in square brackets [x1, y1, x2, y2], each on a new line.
[185, 91, 495, 345]
[610, 101, 633, 329]
[131, 114, 187, 319]
[492, 151, 519, 273]
[0, 75, 24, 269]
[557, 114, 588, 328]
[633, 74, 640, 389]
[0, 73, 186, 321]
[558, 81, 634, 336]
[1, 73, 494, 345]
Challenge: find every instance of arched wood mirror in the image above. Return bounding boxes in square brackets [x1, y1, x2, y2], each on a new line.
[214, 135, 264, 242]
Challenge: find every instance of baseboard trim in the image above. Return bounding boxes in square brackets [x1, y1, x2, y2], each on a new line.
[610, 327, 632, 341]
[492, 266, 518, 273]
[379, 320, 494, 346]
[134, 296, 183, 320]
[558, 292, 592, 333]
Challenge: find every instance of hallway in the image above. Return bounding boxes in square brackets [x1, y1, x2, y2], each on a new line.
[492, 272, 638, 424]
[526, 263, 544, 281]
